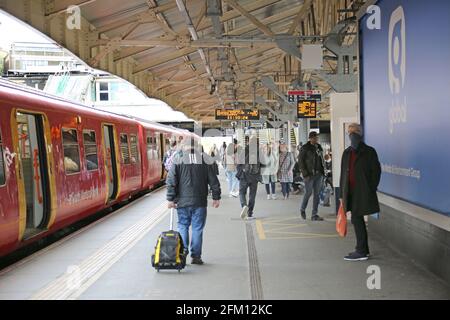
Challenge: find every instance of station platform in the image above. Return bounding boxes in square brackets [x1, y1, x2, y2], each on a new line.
[0, 175, 449, 300]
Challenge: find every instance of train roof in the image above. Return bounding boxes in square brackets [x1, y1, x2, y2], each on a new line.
[0, 79, 188, 134]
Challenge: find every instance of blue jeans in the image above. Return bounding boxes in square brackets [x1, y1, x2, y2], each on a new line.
[225, 169, 239, 193]
[300, 174, 323, 216]
[264, 176, 276, 195]
[177, 207, 207, 258]
[281, 182, 291, 197]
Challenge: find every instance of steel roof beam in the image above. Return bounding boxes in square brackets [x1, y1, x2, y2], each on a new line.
[223, 0, 275, 37]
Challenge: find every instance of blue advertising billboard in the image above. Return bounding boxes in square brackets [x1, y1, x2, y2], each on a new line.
[359, 0, 450, 216]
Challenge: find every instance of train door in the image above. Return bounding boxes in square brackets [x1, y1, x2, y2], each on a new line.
[16, 112, 50, 239]
[161, 134, 170, 179]
[103, 124, 118, 202]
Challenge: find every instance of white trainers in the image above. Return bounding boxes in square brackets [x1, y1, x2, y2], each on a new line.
[267, 195, 271, 200]
[231, 191, 238, 198]
[246, 216, 256, 220]
[240, 206, 249, 219]
[271, 194, 277, 200]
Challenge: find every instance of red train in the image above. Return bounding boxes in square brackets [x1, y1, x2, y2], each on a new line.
[0, 80, 195, 257]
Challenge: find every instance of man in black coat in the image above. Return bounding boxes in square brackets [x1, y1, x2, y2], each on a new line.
[236, 136, 261, 220]
[166, 139, 221, 265]
[299, 132, 326, 221]
[340, 123, 381, 261]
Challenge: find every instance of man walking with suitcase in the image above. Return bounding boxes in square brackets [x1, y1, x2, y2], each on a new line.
[166, 139, 221, 265]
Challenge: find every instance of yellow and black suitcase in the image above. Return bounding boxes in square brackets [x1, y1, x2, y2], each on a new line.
[151, 208, 186, 272]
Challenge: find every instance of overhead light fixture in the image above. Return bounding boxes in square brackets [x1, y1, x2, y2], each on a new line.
[206, 0, 223, 17]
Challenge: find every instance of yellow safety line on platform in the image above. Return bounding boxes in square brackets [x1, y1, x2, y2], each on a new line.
[261, 216, 302, 222]
[263, 235, 339, 240]
[264, 224, 308, 233]
[29, 202, 169, 300]
[255, 219, 266, 240]
[256, 217, 339, 240]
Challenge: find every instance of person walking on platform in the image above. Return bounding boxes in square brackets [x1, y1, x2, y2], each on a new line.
[260, 142, 279, 200]
[340, 123, 381, 261]
[224, 139, 239, 198]
[166, 139, 221, 265]
[278, 141, 296, 200]
[299, 132, 325, 221]
[236, 136, 261, 220]
[220, 141, 227, 166]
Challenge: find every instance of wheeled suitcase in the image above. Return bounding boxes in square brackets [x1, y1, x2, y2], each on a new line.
[151, 208, 186, 272]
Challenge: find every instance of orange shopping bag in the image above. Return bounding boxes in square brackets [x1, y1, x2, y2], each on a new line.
[336, 202, 347, 237]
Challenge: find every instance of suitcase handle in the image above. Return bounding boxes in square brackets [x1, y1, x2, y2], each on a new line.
[170, 208, 174, 230]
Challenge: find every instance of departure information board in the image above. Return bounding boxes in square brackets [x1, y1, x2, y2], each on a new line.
[215, 109, 260, 120]
[297, 100, 317, 118]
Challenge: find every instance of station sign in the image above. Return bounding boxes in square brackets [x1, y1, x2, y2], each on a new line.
[288, 90, 322, 102]
[297, 100, 317, 118]
[215, 109, 260, 121]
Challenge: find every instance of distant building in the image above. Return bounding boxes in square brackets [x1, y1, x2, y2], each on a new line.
[0, 42, 192, 125]
[1, 42, 86, 89]
[4, 42, 79, 74]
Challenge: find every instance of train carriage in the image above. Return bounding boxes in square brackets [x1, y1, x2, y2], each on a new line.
[0, 80, 196, 257]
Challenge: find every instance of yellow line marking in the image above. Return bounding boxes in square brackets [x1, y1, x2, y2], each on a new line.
[265, 236, 339, 240]
[30, 202, 168, 300]
[262, 222, 306, 227]
[262, 217, 301, 223]
[262, 231, 337, 237]
[255, 219, 266, 240]
[264, 224, 308, 233]
[257, 216, 339, 240]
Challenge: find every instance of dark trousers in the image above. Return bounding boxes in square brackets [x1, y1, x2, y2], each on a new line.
[281, 182, 291, 197]
[300, 174, 323, 216]
[351, 214, 370, 255]
[347, 192, 370, 255]
[239, 179, 258, 216]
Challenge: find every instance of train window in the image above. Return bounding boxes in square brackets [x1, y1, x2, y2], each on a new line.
[83, 130, 98, 171]
[130, 135, 139, 164]
[120, 134, 130, 164]
[155, 134, 161, 160]
[146, 134, 153, 161]
[0, 130, 5, 185]
[62, 128, 81, 174]
[98, 82, 109, 101]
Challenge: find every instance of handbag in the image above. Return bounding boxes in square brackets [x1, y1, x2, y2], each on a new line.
[336, 202, 347, 237]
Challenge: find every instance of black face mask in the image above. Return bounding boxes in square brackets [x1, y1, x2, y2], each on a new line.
[349, 133, 362, 150]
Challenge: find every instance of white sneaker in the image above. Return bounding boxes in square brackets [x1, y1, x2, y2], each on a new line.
[271, 194, 277, 200]
[231, 191, 238, 198]
[240, 206, 249, 220]
[246, 216, 256, 220]
[267, 195, 271, 200]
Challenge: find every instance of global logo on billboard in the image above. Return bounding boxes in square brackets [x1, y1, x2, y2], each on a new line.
[388, 6, 407, 134]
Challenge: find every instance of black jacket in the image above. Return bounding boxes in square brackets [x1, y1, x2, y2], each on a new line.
[339, 143, 381, 216]
[166, 151, 221, 208]
[236, 145, 261, 183]
[299, 142, 325, 178]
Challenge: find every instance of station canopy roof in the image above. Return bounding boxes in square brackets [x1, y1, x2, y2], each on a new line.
[0, 0, 364, 124]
